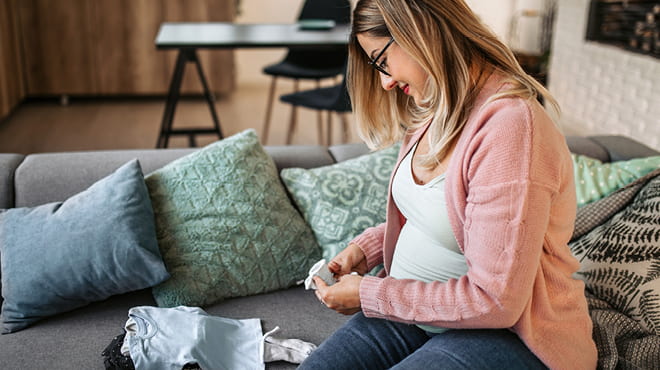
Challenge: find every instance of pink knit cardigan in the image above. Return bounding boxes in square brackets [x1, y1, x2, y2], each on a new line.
[351, 74, 597, 369]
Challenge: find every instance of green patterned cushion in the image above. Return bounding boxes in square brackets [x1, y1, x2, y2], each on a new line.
[281, 144, 399, 260]
[145, 130, 321, 308]
[572, 154, 660, 207]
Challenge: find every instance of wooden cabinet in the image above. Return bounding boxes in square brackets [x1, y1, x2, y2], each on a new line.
[0, 0, 25, 119]
[17, 0, 96, 95]
[16, 0, 235, 96]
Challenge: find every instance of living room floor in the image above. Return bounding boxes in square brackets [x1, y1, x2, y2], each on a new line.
[0, 78, 358, 155]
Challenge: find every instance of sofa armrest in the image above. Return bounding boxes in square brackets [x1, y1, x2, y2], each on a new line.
[566, 135, 659, 162]
[590, 135, 660, 161]
[0, 154, 25, 209]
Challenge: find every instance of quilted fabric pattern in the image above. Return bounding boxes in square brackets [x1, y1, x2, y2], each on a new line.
[145, 130, 321, 308]
[281, 144, 399, 260]
[572, 168, 660, 241]
[569, 172, 660, 335]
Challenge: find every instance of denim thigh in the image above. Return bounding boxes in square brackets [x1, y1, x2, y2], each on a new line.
[298, 312, 429, 370]
[298, 313, 547, 370]
[391, 328, 547, 370]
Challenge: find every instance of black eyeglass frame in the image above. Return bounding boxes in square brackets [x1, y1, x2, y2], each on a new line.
[368, 37, 395, 77]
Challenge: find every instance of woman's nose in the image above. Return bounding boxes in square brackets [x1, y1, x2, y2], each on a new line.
[380, 73, 397, 91]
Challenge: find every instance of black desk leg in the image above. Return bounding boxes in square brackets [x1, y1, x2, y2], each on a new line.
[157, 49, 185, 148]
[192, 50, 224, 143]
[157, 48, 224, 148]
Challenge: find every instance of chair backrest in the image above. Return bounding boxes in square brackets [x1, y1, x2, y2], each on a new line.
[284, 0, 351, 69]
[298, 0, 351, 24]
[331, 66, 352, 112]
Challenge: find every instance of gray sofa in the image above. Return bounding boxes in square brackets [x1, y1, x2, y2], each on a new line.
[0, 135, 658, 369]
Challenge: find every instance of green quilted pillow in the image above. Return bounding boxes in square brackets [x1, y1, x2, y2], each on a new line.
[145, 129, 321, 307]
[572, 154, 660, 207]
[281, 144, 399, 260]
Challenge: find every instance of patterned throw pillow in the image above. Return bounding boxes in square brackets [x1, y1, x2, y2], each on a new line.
[572, 154, 660, 207]
[145, 130, 321, 308]
[569, 173, 660, 335]
[281, 144, 399, 260]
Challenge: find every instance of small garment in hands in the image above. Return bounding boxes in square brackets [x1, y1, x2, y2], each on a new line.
[304, 259, 337, 290]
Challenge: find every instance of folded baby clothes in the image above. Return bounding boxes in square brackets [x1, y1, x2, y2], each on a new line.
[122, 306, 317, 369]
[124, 306, 263, 370]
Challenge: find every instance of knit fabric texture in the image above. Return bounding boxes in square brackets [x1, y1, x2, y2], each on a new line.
[146, 130, 321, 307]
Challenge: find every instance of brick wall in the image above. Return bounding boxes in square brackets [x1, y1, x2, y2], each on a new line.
[548, 0, 660, 150]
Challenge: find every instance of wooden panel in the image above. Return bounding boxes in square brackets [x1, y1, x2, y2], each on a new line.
[17, 0, 97, 95]
[0, 0, 25, 119]
[92, 0, 170, 94]
[162, 0, 236, 95]
[16, 0, 235, 96]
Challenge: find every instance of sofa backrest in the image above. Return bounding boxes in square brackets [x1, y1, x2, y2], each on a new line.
[1, 136, 657, 210]
[1, 145, 348, 209]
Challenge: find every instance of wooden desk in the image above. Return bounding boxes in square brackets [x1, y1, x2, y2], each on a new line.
[155, 22, 350, 148]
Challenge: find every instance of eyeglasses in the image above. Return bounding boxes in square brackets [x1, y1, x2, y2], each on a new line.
[368, 37, 395, 77]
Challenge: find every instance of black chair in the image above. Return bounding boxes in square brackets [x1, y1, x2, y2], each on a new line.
[279, 70, 352, 145]
[261, 0, 351, 144]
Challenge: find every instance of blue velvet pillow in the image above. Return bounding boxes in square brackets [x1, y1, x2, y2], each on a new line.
[0, 159, 169, 334]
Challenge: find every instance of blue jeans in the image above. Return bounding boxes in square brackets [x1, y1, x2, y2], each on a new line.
[298, 313, 547, 370]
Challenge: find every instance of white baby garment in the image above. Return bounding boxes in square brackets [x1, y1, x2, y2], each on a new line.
[124, 306, 264, 370]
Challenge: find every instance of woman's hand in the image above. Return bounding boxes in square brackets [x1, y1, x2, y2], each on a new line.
[328, 243, 368, 277]
[314, 274, 362, 315]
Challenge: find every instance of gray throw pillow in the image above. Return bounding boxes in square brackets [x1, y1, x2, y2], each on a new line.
[569, 173, 660, 335]
[146, 129, 321, 308]
[281, 144, 399, 260]
[0, 159, 169, 334]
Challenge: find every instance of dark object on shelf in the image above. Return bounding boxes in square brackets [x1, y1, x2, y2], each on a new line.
[515, 53, 548, 87]
[586, 0, 659, 58]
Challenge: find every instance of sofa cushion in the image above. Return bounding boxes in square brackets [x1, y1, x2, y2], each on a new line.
[0, 159, 169, 334]
[569, 171, 660, 335]
[281, 144, 399, 260]
[145, 130, 321, 308]
[0, 286, 349, 370]
[572, 154, 660, 207]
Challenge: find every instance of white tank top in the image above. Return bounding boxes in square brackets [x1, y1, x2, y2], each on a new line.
[390, 144, 468, 332]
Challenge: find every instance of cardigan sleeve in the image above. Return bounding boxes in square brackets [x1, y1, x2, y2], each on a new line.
[350, 222, 386, 272]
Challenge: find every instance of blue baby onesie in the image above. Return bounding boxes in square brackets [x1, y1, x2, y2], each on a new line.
[124, 306, 264, 370]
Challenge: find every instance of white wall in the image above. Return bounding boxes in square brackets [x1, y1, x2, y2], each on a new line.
[548, 0, 660, 149]
[466, 0, 516, 42]
[467, 0, 549, 55]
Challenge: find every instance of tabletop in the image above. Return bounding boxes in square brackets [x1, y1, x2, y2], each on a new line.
[155, 22, 351, 49]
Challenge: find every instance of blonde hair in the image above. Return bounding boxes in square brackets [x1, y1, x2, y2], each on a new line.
[348, 0, 559, 167]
